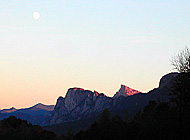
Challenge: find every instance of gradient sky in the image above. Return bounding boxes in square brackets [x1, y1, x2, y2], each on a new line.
[1, 0, 190, 109]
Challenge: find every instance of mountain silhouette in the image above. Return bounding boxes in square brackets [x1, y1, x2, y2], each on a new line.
[0, 103, 54, 125]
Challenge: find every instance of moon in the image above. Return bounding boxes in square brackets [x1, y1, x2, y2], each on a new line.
[33, 12, 40, 20]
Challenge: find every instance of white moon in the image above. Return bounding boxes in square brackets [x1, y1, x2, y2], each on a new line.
[33, 12, 40, 20]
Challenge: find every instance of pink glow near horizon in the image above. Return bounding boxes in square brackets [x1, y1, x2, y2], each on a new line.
[1, 1, 188, 109]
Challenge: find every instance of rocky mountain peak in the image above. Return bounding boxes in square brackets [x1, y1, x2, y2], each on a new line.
[64, 88, 95, 112]
[49, 87, 112, 125]
[113, 84, 141, 99]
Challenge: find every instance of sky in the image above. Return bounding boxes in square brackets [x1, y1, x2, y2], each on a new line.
[1, 0, 190, 109]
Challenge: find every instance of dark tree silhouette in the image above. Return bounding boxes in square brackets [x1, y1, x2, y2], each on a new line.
[98, 108, 112, 125]
[170, 47, 190, 127]
[0, 116, 58, 140]
[171, 47, 190, 73]
[169, 73, 190, 125]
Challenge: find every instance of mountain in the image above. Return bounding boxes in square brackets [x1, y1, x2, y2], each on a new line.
[0, 103, 54, 125]
[47, 86, 141, 125]
[47, 88, 112, 125]
[113, 84, 141, 99]
[15, 103, 54, 116]
[47, 72, 178, 126]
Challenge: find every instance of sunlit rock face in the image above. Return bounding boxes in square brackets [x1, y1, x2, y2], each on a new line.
[48, 85, 142, 125]
[49, 88, 112, 125]
[65, 88, 89, 112]
[113, 85, 141, 99]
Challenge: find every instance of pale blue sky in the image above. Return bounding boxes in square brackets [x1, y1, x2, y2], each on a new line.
[1, 0, 190, 108]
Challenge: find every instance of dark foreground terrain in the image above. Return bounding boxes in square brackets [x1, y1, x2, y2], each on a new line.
[0, 101, 189, 140]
